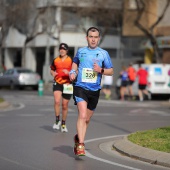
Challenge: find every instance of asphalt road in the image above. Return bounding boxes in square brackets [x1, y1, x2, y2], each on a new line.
[0, 89, 170, 170]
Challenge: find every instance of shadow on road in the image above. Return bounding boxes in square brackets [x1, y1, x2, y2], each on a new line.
[40, 125, 59, 133]
[91, 119, 132, 134]
[53, 145, 84, 160]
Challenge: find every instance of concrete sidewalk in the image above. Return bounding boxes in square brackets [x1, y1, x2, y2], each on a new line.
[112, 136, 170, 168]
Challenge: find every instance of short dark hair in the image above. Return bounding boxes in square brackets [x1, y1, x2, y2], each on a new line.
[86, 27, 100, 36]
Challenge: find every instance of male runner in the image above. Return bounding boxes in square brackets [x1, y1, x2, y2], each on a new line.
[69, 27, 113, 156]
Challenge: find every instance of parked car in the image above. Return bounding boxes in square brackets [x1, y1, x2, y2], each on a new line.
[0, 67, 41, 90]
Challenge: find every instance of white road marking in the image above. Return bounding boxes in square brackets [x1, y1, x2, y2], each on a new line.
[0, 103, 25, 112]
[0, 156, 41, 170]
[85, 135, 141, 170]
[129, 109, 170, 116]
[129, 109, 143, 113]
[128, 109, 147, 116]
[148, 110, 169, 116]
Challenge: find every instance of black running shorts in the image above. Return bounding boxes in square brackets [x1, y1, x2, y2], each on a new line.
[128, 80, 135, 86]
[138, 84, 147, 90]
[53, 82, 72, 100]
[121, 80, 128, 87]
[73, 86, 100, 111]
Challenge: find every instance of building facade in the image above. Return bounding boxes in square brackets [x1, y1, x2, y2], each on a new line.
[123, 0, 170, 64]
[2, 0, 127, 83]
[4, 0, 167, 83]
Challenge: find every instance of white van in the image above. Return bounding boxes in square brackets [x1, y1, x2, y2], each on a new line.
[132, 64, 170, 97]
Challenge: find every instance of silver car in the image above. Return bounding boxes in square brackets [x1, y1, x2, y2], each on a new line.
[0, 67, 41, 90]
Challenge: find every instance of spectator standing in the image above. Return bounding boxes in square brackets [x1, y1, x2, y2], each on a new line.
[127, 63, 136, 100]
[137, 64, 150, 101]
[102, 75, 113, 100]
[120, 66, 128, 101]
[50, 43, 72, 132]
[69, 27, 113, 156]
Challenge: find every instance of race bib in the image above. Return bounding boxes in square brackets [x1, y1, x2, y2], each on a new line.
[82, 68, 97, 83]
[63, 84, 73, 94]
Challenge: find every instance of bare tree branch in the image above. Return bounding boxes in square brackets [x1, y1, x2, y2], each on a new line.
[133, 0, 170, 63]
[150, 0, 170, 31]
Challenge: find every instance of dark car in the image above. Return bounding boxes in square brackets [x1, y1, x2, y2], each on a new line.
[0, 67, 41, 90]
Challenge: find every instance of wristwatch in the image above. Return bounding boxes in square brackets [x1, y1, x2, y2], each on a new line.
[101, 68, 104, 74]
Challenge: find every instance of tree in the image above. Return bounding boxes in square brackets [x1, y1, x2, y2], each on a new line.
[63, 0, 123, 45]
[134, 0, 170, 63]
[0, 0, 58, 68]
[0, 0, 38, 65]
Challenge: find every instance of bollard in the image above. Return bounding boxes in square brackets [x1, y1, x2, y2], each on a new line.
[38, 80, 44, 96]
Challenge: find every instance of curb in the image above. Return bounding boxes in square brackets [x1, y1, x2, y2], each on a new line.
[0, 101, 10, 109]
[112, 136, 170, 168]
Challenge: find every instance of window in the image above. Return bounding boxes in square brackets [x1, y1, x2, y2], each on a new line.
[128, 0, 137, 10]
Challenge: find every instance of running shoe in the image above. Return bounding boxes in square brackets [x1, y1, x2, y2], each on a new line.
[73, 134, 79, 155]
[105, 94, 111, 100]
[75, 143, 85, 156]
[52, 121, 61, 130]
[61, 125, 68, 132]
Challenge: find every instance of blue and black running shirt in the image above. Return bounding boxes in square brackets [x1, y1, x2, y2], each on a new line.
[73, 47, 113, 91]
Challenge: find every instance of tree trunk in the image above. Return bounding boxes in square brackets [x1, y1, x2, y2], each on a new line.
[0, 47, 2, 65]
[150, 38, 161, 63]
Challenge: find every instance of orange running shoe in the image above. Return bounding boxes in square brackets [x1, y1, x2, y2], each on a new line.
[75, 143, 85, 156]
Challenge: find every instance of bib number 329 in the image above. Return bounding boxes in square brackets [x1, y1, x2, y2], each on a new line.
[82, 68, 97, 83]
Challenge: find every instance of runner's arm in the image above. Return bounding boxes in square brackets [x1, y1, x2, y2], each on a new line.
[69, 62, 78, 81]
[50, 69, 57, 78]
[102, 67, 114, 76]
[93, 63, 113, 75]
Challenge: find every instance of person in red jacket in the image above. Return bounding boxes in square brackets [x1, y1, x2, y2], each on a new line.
[127, 63, 136, 100]
[137, 64, 150, 101]
[50, 43, 72, 132]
